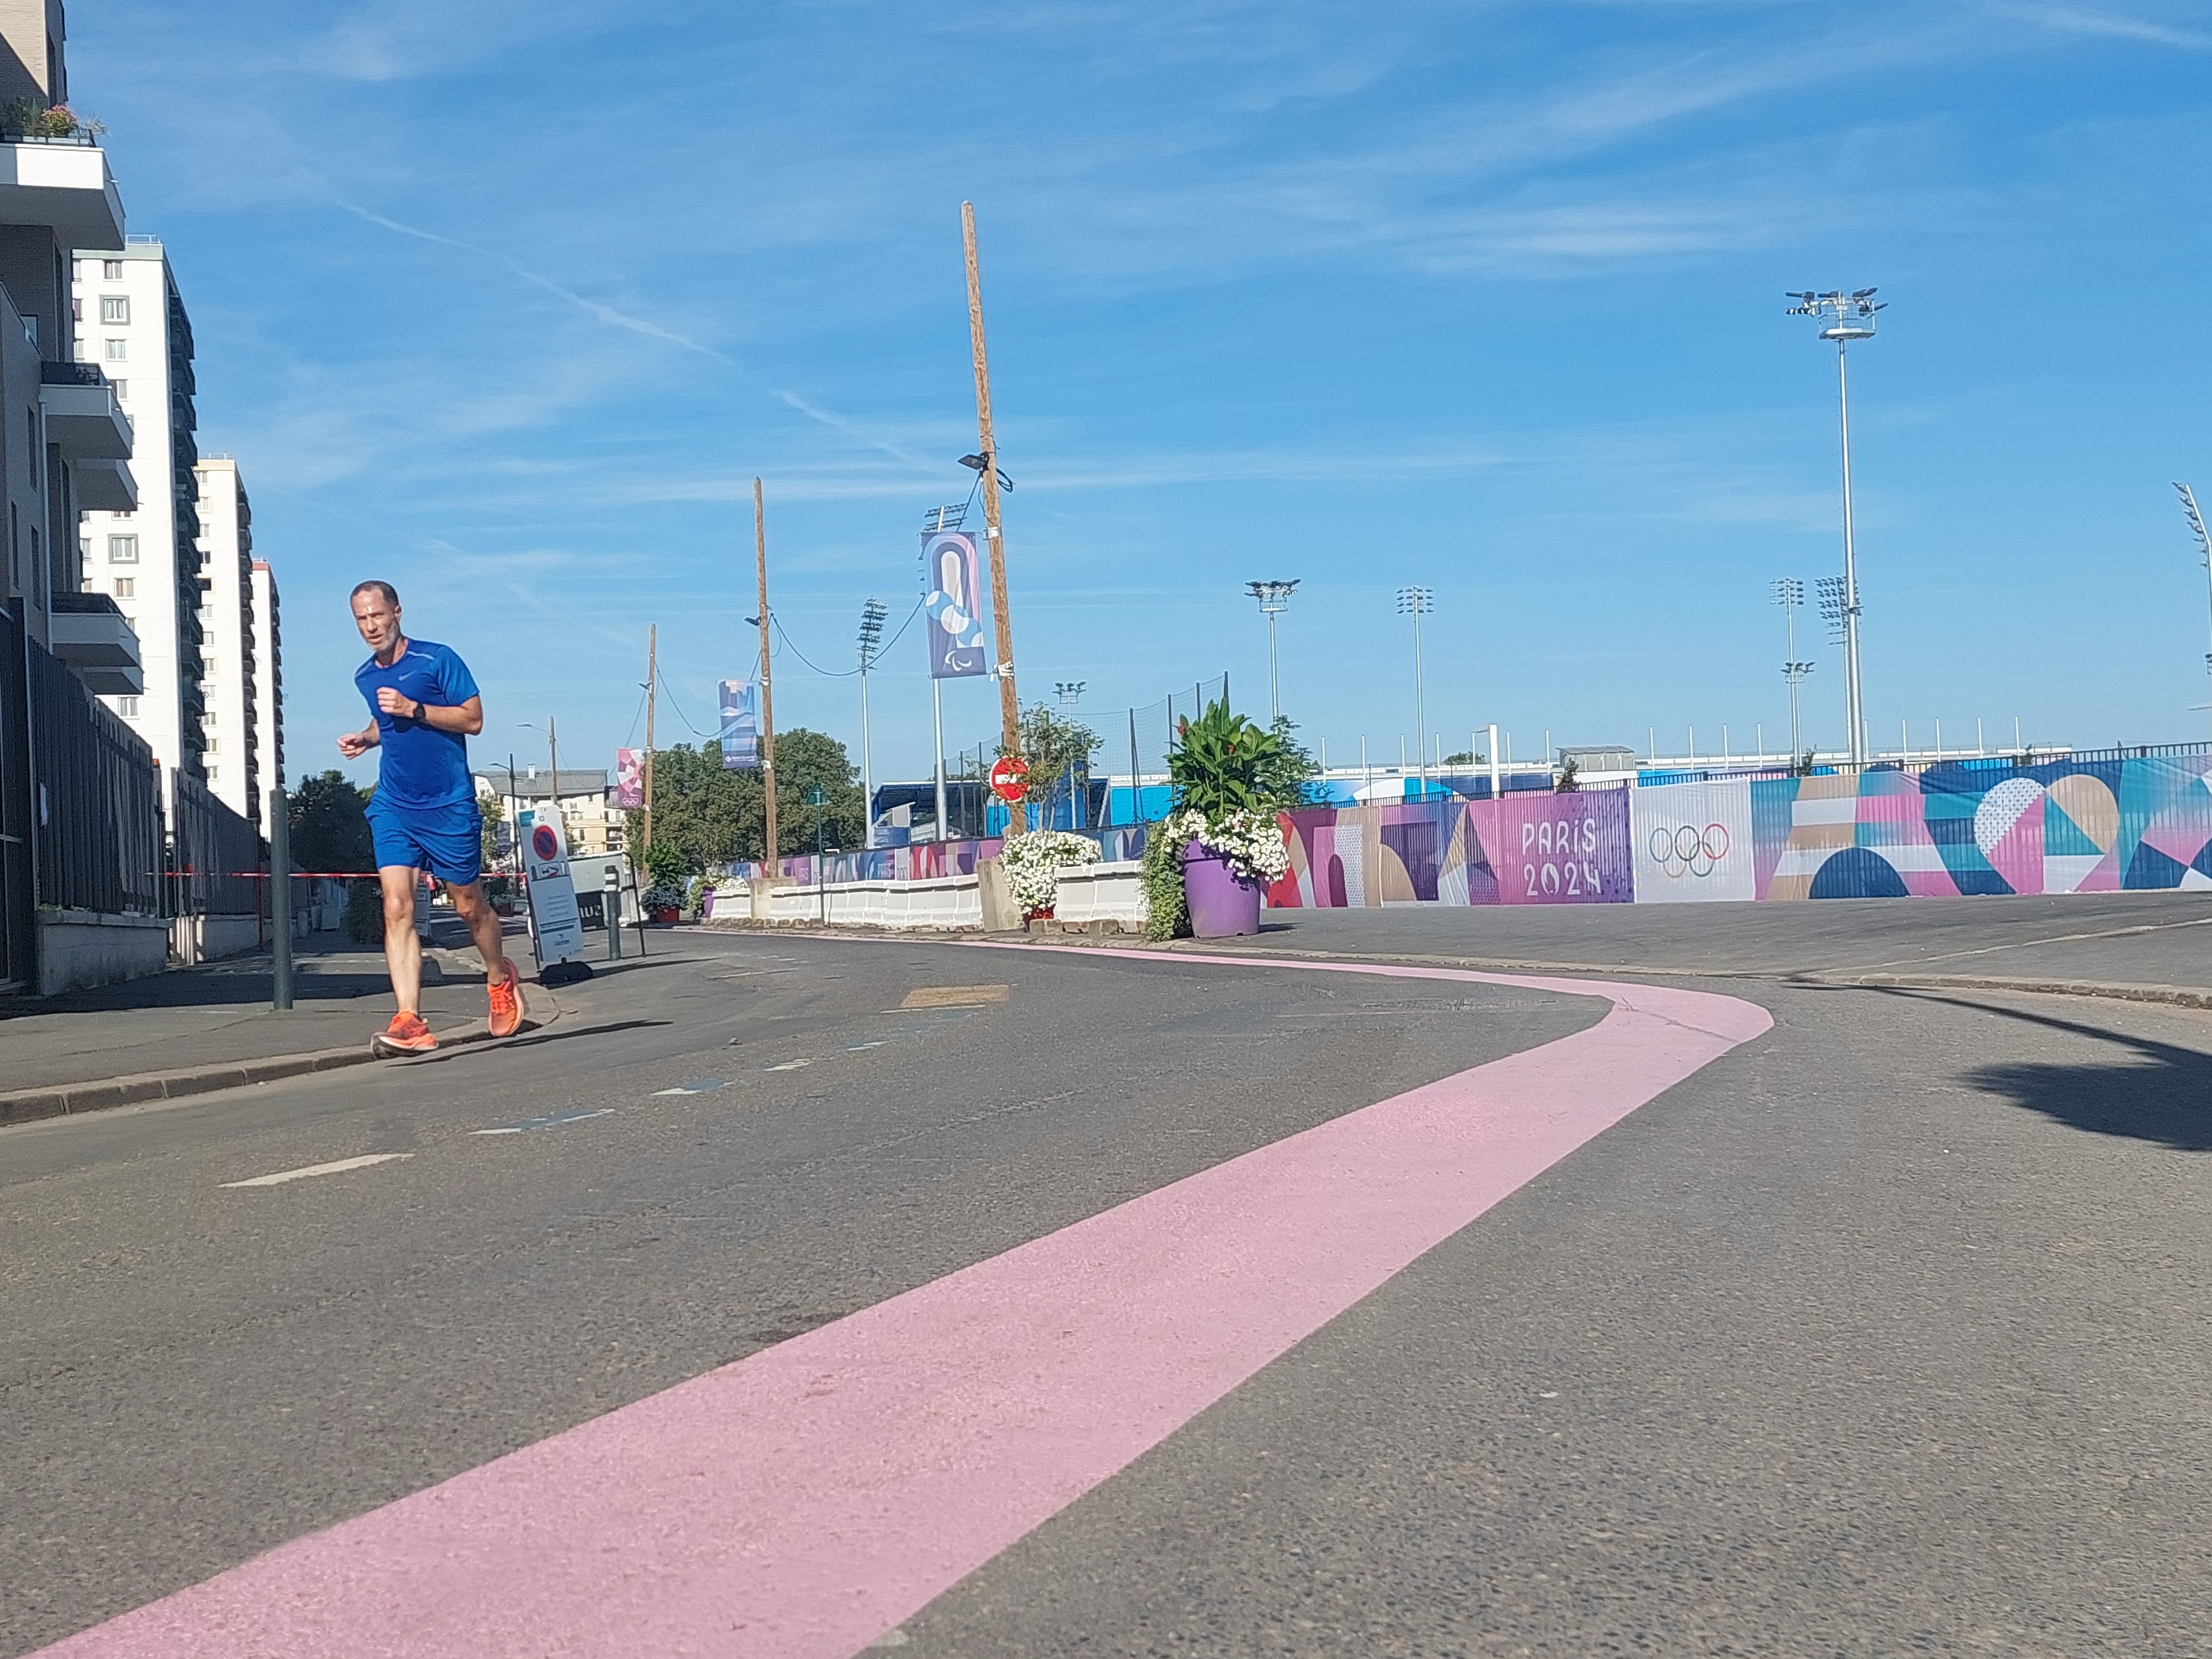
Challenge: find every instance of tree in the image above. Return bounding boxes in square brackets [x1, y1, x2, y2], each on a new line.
[289, 770, 373, 876]
[477, 792, 505, 871]
[999, 703, 1099, 810]
[623, 728, 865, 871]
[1254, 715, 1324, 809]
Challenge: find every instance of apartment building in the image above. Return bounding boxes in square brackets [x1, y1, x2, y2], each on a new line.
[192, 455, 258, 821]
[249, 557, 282, 800]
[0, 0, 152, 990]
[74, 236, 202, 780]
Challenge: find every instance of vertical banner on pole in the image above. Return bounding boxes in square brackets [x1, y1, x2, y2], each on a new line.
[613, 748, 644, 810]
[922, 531, 988, 679]
[719, 680, 760, 770]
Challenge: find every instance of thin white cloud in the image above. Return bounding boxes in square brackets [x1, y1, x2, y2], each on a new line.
[1984, 1, 2212, 48]
[336, 203, 737, 362]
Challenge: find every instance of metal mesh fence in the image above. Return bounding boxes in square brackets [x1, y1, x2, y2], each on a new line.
[27, 635, 165, 916]
[938, 672, 1230, 831]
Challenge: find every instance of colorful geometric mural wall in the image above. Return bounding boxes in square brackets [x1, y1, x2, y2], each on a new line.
[1268, 791, 1633, 908]
[1266, 754, 2212, 907]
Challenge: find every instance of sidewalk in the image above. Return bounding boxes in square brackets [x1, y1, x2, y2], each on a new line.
[0, 928, 529, 1124]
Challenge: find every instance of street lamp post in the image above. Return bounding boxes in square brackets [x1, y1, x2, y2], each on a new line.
[1787, 288, 1885, 766]
[1772, 578, 1815, 766]
[857, 597, 886, 846]
[1397, 586, 1433, 795]
[2173, 484, 2212, 706]
[1053, 681, 1087, 829]
[1245, 580, 1298, 725]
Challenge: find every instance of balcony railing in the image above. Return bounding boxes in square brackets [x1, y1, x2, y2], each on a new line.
[0, 127, 99, 148]
[40, 360, 112, 388]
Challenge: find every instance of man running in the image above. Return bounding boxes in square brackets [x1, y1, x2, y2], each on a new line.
[338, 580, 525, 1054]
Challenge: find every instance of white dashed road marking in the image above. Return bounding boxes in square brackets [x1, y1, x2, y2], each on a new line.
[221, 1153, 414, 1188]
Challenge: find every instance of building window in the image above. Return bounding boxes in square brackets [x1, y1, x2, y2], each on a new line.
[100, 295, 129, 324]
[107, 533, 138, 563]
[103, 337, 124, 361]
[117, 695, 139, 716]
[21, 315, 34, 348]
[102, 260, 123, 280]
[113, 576, 133, 597]
[206, 766, 218, 783]
[205, 737, 219, 754]
[70, 297, 80, 323]
[111, 379, 126, 401]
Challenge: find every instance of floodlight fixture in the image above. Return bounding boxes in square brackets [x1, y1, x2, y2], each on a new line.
[1054, 680, 1086, 708]
[922, 502, 969, 532]
[2177, 483, 2212, 687]
[958, 451, 1014, 491]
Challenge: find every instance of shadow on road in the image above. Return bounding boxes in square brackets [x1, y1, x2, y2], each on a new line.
[389, 1018, 675, 1068]
[1872, 987, 2212, 1152]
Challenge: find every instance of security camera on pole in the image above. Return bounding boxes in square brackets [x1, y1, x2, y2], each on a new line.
[1786, 287, 1886, 766]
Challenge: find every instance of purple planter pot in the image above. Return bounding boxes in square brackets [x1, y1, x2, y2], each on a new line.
[1182, 839, 1263, 939]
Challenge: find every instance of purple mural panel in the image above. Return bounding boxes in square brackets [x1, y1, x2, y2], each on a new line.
[1482, 788, 1633, 905]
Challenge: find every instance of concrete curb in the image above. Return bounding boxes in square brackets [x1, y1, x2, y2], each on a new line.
[0, 991, 564, 1129]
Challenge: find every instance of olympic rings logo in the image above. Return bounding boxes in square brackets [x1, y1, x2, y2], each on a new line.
[1649, 822, 1730, 878]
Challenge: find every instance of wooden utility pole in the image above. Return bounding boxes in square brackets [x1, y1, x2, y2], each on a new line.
[754, 477, 779, 863]
[641, 624, 657, 857]
[962, 200, 1027, 834]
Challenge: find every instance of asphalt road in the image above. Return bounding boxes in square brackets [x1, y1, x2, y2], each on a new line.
[4, 923, 2209, 1656]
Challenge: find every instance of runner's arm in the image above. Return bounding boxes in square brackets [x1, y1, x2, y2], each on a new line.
[374, 687, 484, 736]
[336, 720, 380, 759]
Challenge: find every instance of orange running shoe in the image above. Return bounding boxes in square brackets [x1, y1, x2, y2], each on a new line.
[372, 1010, 439, 1056]
[487, 959, 526, 1039]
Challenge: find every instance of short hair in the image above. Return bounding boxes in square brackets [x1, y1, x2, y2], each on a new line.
[350, 579, 400, 608]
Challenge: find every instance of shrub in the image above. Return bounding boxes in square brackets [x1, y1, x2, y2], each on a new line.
[998, 830, 1099, 914]
[343, 881, 385, 946]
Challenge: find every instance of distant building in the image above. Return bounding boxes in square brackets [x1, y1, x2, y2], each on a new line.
[191, 455, 267, 820]
[249, 557, 282, 799]
[474, 766, 625, 859]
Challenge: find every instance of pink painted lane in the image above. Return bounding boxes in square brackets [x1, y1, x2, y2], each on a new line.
[39, 951, 1771, 1659]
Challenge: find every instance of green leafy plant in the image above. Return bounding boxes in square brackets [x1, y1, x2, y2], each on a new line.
[1139, 819, 1191, 940]
[1169, 698, 1286, 820]
[642, 841, 686, 891]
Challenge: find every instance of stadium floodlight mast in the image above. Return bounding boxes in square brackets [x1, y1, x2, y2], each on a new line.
[1772, 579, 1815, 764]
[2174, 484, 2212, 693]
[1787, 287, 1886, 765]
[856, 597, 887, 845]
[1397, 586, 1434, 792]
[1245, 579, 1299, 723]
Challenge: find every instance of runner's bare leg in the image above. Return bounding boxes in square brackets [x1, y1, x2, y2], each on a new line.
[446, 879, 512, 986]
[379, 866, 424, 1012]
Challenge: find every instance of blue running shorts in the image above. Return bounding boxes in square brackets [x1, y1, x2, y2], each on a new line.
[366, 796, 484, 887]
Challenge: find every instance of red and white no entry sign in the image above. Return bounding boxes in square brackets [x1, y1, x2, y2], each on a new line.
[988, 756, 1029, 803]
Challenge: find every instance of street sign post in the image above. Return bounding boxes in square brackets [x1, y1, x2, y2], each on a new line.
[522, 812, 589, 984]
[989, 755, 1029, 805]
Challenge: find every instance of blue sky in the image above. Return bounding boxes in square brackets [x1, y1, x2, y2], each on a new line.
[68, 0, 2212, 787]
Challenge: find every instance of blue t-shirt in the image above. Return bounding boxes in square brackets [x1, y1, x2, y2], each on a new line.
[355, 639, 480, 810]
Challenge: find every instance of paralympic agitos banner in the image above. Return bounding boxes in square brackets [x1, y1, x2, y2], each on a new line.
[922, 529, 987, 679]
[718, 679, 759, 770]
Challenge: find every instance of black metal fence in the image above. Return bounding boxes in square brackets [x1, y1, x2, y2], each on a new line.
[27, 636, 163, 916]
[169, 770, 265, 919]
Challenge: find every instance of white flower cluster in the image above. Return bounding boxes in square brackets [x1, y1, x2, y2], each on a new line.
[1164, 807, 1291, 885]
[998, 830, 1102, 912]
